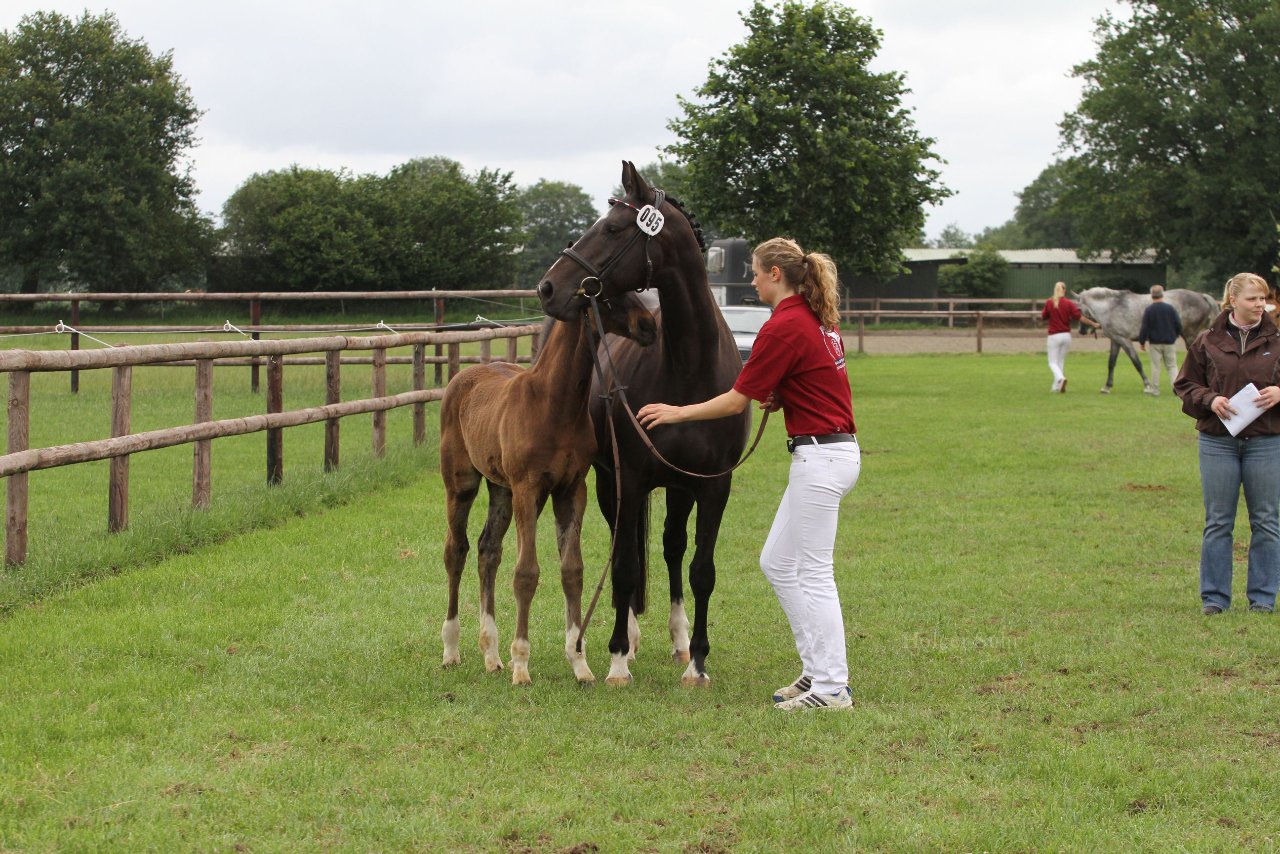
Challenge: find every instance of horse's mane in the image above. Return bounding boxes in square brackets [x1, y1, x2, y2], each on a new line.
[662, 193, 706, 253]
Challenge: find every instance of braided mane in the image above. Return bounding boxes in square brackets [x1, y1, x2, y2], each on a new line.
[663, 193, 706, 253]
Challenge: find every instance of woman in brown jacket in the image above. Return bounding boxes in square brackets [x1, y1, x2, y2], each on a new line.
[1174, 272, 1280, 615]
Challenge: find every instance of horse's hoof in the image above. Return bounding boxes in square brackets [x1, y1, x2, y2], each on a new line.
[1099, 387, 1111, 395]
[484, 659, 504, 673]
[442, 655, 461, 668]
[577, 673, 596, 686]
[511, 669, 532, 687]
[672, 650, 691, 665]
[681, 673, 711, 688]
[605, 675, 633, 687]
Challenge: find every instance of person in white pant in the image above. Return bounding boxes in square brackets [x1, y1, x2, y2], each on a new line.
[637, 237, 860, 711]
[1041, 281, 1100, 391]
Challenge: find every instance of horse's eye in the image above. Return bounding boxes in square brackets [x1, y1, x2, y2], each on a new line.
[605, 224, 620, 235]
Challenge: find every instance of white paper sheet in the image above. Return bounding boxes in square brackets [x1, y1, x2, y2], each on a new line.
[1219, 383, 1264, 437]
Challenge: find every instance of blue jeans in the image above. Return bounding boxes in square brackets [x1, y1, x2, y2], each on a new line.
[1198, 432, 1280, 610]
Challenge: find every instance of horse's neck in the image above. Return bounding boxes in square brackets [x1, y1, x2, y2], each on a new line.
[526, 315, 594, 413]
[655, 258, 722, 378]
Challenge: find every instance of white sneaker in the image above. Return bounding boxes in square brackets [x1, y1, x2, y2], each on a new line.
[771, 675, 812, 703]
[774, 686, 854, 711]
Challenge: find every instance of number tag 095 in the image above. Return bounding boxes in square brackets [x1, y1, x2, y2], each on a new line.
[635, 205, 664, 237]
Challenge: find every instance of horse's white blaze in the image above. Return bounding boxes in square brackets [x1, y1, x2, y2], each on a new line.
[627, 608, 641, 662]
[564, 627, 595, 683]
[510, 638, 532, 686]
[441, 618, 461, 667]
[669, 600, 690, 663]
[606, 652, 633, 686]
[479, 614, 503, 672]
[681, 659, 710, 687]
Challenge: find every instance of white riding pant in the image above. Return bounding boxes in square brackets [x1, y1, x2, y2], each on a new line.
[1047, 332, 1072, 390]
[1149, 342, 1178, 391]
[759, 440, 861, 694]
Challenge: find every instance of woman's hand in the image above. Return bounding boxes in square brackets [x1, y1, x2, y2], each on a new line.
[761, 392, 781, 413]
[1210, 395, 1235, 419]
[1254, 386, 1280, 409]
[637, 402, 684, 429]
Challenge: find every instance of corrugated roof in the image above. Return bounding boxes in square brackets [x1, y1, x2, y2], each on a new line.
[903, 248, 1161, 265]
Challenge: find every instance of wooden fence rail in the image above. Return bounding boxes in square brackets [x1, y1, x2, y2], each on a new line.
[1, 324, 540, 566]
[842, 310, 1043, 354]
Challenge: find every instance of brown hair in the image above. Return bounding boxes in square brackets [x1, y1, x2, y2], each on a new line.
[752, 237, 841, 328]
[1221, 272, 1269, 311]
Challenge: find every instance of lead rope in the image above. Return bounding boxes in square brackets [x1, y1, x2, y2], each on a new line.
[574, 294, 771, 652]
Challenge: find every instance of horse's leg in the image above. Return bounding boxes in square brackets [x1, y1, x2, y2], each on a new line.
[441, 460, 480, 668]
[663, 487, 695, 664]
[476, 481, 513, 673]
[1102, 340, 1120, 393]
[594, 466, 639, 660]
[625, 493, 651, 661]
[508, 485, 546, 686]
[681, 477, 731, 687]
[606, 489, 645, 686]
[1118, 339, 1153, 391]
[553, 479, 595, 684]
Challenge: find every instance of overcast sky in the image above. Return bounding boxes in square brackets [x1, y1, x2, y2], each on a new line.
[6, 0, 1122, 240]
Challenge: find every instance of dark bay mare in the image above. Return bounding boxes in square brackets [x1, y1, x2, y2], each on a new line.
[1073, 286, 1219, 393]
[439, 276, 656, 685]
[537, 162, 748, 687]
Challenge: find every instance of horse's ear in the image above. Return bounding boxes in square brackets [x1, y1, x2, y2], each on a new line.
[621, 160, 651, 202]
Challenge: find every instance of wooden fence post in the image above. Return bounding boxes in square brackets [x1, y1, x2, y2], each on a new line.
[480, 339, 491, 365]
[266, 355, 283, 484]
[193, 359, 213, 509]
[372, 347, 387, 457]
[976, 312, 985, 354]
[108, 366, 132, 532]
[70, 300, 80, 394]
[857, 316, 865, 354]
[412, 344, 426, 446]
[250, 298, 262, 394]
[6, 371, 30, 565]
[325, 351, 341, 472]
[434, 298, 445, 387]
[447, 343, 460, 381]
[506, 335, 518, 364]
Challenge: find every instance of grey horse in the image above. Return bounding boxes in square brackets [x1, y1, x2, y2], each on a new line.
[1072, 287, 1220, 393]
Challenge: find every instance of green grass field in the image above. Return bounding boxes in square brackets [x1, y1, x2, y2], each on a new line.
[2, 349, 1278, 852]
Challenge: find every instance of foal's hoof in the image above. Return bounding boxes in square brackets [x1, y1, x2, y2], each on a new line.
[672, 649, 691, 665]
[484, 659, 504, 674]
[511, 669, 532, 687]
[442, 654, 461, 669]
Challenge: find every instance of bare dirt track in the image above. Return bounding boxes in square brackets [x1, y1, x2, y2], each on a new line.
[845, 328, 1117, 355]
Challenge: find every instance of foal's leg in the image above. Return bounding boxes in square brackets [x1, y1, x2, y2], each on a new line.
[476, 482, 513, 673]
[553, 479, 595, 684]
[441, 463, 481, 668]
[508, 486, 546, 686]
[663, 487, 695, 664]
[682, 477, 732, 687]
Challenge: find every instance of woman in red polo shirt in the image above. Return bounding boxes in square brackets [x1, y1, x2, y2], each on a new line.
[1041, 281, 1099, 392]
[637, 237, 859, 711]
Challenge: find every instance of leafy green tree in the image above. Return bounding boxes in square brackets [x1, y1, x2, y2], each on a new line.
[666, 0, 949, 279]
[375, 157, 522, 290]
[515, 180, 597, 287]
[1059, 0, 1280, 282]
[937, 245, 1009, 298]
[0, 11, 211, 294]
[975, 161, 1081, 250]
[932, 223, 974, 249]
[219, 167, 380, 292]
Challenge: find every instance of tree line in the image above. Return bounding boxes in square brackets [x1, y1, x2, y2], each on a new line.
[3, 1, 1278, 298]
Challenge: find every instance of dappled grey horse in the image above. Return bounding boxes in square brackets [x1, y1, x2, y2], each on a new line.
[1072, 287, 1220, 393]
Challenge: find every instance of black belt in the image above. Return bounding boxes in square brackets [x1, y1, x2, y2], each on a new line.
[786, 433, 856, 453]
